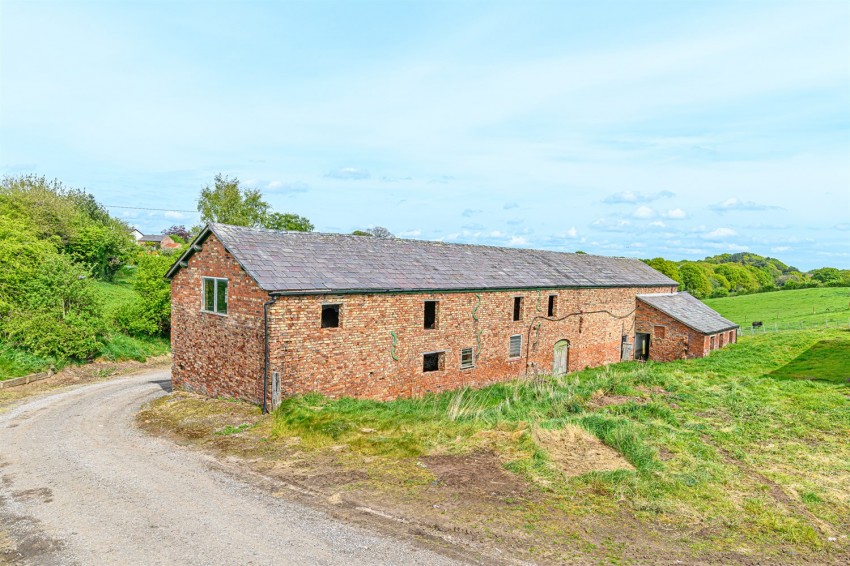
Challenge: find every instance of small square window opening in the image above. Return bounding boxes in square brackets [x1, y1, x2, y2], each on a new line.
[321, 304, 340, 328]
[460, 347, 474, 369]
[513, 296, 523, 321]
[423, 352, 445, 372]
[424, 300, 438, 329]
[654, 325, 666, 339]
[509, 334, 522, 358]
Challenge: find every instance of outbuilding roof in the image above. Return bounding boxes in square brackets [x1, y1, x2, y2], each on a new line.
[166, 223, 678, 294]
[139, 234, 167, 242]
[637, 292, 738, 334]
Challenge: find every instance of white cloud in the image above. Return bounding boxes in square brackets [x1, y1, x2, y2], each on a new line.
[710, 197, 781, 213]
[649, 220, 666, 228]
[508, 236, 528, 246]
[771, 246, 790, 252]
[461, 208, 482, 217]
[663, 208, 687, 219]
[398, 228, 422, 237]
[164, 210, 185, 219]
[704, 227, 737, 239]
[566, 226, 578, 237]
[603, 190, 675, 204]
[633, 205, 655, 218]
[266, 180, 309, 194]
[325, 167, 370, 180]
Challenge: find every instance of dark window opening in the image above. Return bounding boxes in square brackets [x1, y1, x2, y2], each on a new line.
[547, 295, 557, 317]
[710, 335, 715, 350]
[424, 300, 437, 329]
[513, 296, 523, 321]
[460, 347, 474, 369]
[321, 304, 340, 328]
[423, 352, 444, 372]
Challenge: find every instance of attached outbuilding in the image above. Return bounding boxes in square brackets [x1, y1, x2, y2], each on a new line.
[165, 223, 735, 410]
[634, 292, 738, 361]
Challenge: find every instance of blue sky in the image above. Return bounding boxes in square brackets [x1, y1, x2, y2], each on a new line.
[1, 0, 848, 270]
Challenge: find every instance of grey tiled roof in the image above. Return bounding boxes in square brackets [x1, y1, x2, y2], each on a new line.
[170, 223, 678, 293]
[139, 235, 166, 242]
[637, 292, 738, 334]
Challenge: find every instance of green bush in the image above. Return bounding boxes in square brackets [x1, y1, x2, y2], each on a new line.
[115, 252, 175, 336]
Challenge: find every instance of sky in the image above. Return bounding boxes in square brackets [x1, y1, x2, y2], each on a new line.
[1, 0, 848, 271]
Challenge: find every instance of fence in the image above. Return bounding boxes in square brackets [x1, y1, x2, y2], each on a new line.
[742, 318, 850, 335]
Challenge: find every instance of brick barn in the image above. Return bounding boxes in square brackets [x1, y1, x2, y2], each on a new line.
[165, 223, 738, 411]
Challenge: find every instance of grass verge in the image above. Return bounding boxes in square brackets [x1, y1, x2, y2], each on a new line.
[140, 329, 850, 564]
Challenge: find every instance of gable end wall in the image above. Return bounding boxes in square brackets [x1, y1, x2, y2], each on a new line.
[170, 233, 268, 403]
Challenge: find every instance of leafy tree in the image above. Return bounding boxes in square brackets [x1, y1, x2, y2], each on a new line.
[0, 174, 134, 281]
[809, 267, 842, 285]
[197, 174, 270, 227]
[162, 225, 191, 241]
[67, 223, 135, 281]
[643, 258, 680, 282]
[679, 263, 712, 298]
[352, 226, 393, 238]
[196, 174, 314, 232]
[265, 212, 314, 232]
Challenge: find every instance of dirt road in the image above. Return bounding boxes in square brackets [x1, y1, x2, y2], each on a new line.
[0, 370, 460, 565]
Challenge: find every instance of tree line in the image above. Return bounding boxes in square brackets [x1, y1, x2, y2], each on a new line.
[642, 253, 850, 299]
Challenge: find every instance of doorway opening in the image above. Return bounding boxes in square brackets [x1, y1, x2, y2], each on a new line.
[635, 333, 651, 361]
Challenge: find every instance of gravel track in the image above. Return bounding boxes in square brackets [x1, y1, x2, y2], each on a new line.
[0, 370, 459, 565]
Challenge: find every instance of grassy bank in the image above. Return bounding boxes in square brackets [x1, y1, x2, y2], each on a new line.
[141, 328, 850, 563]
[705, 287, 850, 329]
[0, 267, 169, 380]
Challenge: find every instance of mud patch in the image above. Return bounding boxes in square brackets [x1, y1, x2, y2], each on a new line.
[589, 393, 645, 408]
[533, 425, 634, 477]
[0, 494, 65, 565]
[420, 452, 524, 497]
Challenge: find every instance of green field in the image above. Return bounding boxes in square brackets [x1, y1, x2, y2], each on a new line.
[138, 285, 850, 562]
[0, 267, 169, 380]
[705, 287, 850, 331]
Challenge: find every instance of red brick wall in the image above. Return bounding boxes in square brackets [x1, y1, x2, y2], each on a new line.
[170, 235, 681, 404]
[267, 285, 677, 401]
[634, 301, 736, 361]
[170, 234, 268, 403]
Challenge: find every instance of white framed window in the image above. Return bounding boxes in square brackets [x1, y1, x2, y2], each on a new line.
[202, 277, 228, 315]
[460, 347, 474, 369]
[509, 334, 522, 358]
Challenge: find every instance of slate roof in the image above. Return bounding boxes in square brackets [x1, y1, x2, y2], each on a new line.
[637, 292, 738, 334]
[166, 223, 678, 293]
[139, 234, 166, 242]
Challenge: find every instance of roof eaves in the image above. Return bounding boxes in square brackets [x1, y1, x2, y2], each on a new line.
[164, 225, 212, 280]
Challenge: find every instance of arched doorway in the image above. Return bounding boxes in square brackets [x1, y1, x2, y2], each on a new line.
[553, 340, 570, 376]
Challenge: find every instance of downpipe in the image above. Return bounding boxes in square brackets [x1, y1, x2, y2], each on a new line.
[263, 295, 279, 414]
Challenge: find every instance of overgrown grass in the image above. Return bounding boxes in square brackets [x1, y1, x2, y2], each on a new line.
[705, 287, 850, 327]
[0, 344, 58, 380]
[272, 329, 850, 551]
